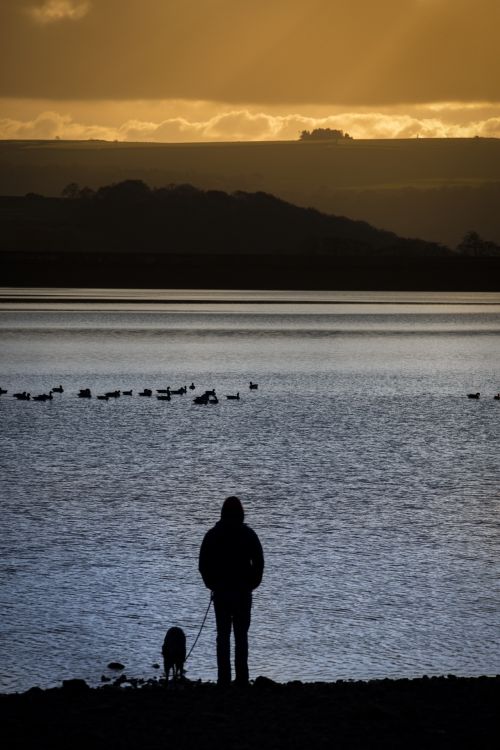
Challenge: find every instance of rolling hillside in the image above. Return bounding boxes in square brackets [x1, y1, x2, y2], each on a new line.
[2, 180, 498, 291]
[1, 138, 499, 247]
[0, 181, 450, 258]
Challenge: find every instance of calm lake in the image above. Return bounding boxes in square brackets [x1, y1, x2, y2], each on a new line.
[0, 289, 499, 692]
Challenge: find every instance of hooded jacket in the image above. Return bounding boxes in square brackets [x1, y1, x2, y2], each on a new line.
[199, 519, 264, 593]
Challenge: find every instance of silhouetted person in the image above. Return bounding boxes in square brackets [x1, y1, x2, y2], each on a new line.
[199, 496, 264, 686]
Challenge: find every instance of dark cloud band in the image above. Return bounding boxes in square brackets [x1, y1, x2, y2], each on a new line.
[0, 1, 499, 105]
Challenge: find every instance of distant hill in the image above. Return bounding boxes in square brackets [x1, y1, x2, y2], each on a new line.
[2, 180, 499, 291]
[1, 138, 500, 247]
[0, 180, 450, 258]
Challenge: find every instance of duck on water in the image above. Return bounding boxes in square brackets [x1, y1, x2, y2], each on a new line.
[193, 390, 217, 405]
[33, 392, 53, 401]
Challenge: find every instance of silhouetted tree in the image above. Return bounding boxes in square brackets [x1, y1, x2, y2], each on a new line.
[96, 179, 151, 203]
[457, 230, 500, 257]
[61, 182, 81, 199]
[61, 182, 95, 200]
[299, 128, 352, 141]
[78, 186, 95, 200]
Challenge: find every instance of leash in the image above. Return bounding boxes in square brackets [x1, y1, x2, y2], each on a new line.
[185, 593, 213, 662]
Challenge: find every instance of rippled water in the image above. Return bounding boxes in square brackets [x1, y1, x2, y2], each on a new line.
[1, 293, 499, 692]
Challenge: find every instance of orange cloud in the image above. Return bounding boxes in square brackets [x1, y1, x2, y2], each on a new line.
[28, 1, 90, 24]
[1, 106, 500, 142]
[0, 111, 111, 140]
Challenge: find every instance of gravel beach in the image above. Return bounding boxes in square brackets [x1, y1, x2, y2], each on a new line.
[1, 675, 498, 749]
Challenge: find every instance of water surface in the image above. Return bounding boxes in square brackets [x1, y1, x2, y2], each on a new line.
[0, 290, 499, 692]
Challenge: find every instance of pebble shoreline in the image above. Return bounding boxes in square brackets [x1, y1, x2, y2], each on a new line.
[1, 675, 498, 748]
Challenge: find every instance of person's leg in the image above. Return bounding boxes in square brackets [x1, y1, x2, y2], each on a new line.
[233, 591, 252, 684]
[213, 592, 232, 685]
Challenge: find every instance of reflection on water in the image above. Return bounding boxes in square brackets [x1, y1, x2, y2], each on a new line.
[0, 287, 500, 313]
[0, 293, 499, 692]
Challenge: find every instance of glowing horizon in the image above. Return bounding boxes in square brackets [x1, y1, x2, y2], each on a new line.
[1, 1, 499, 142]
[1, 99, 500, 143]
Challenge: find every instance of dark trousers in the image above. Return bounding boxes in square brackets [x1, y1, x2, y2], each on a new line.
[213, 589, 252, 684]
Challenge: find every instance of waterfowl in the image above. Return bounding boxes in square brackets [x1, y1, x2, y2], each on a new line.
[189, 383, 195, 390]
[33, 392, 53, 401]
[193, 393, 209, 405]
[467, 392, 480, 399]
[157, 394, 171, 401]
[170, 386, 187, 395]
[105, 390, 121, 398]
[139, 389, 153, 397]
[122, 390, 133, 396]
[14, 392, 30, 400]
[97, 395, 109, 400]
[209, 396, 219, 404]
[51, 385, 63, 393]
[249, 382, 258, 390]
[78, 388, 92, 398]
[157, 388, 171, 394]
[0, 388, 8, 395]
[205, 389, 216, 397]
[494, 394, 500, 400]
[226, 392, 240, 400]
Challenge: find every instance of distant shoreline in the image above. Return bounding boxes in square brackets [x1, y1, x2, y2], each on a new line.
[2, 254, 500, 293]
[1, 288, 500, 306]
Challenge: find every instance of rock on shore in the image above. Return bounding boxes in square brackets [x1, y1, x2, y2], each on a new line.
[1, 675, 498, 749]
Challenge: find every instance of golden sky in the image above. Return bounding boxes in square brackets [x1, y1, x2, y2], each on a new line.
[1, 0, 499, 141]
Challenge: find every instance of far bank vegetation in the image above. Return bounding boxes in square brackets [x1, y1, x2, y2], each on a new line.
[299, 128, 353, 141]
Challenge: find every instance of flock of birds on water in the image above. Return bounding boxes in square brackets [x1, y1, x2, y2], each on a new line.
[0, 381, 260, 404]
[1, 384, 499, 403]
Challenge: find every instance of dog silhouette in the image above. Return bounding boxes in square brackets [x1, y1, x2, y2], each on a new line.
[162, 627, 186, 683]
